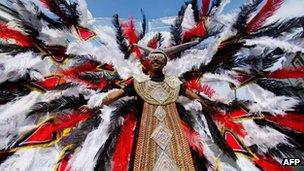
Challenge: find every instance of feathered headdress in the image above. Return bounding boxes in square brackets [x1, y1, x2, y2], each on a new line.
[136, 39, 200, 60]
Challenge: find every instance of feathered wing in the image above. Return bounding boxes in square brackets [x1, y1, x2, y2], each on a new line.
[0, 0, 304, 170]
[0, 0, 141, 170]
[172, 0, 304, 170]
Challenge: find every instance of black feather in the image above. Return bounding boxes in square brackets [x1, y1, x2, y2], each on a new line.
[170, 3, 187, 46]
[112, 14, 131, 59]
[262, 48, 284, 70]
[137, 9, 146, 41]
[251, 16, 304, 38]
[233, 0, 263, 32]
[36, 10, 66, 29]
[176, 102, 197, 127]
[44, 0, 80, 26]
[0, 44, 36, 55]
[28, 94, 86, 117]
[256, 79, 304, 98]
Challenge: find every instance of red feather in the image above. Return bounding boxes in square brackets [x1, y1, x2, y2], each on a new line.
[147, 34, 161, 49]
[112, 112, 137, 171]
[264, 113, 304, 133]
[62, 62, 97, 76]
[61, 62, 109, 89]
[201, 0, 210, 17]
[21, 112, 92, 146]
[55, 112, 93, 130]
[121, 18, 141, 59]
[181, 121, 204, 157]
[266, 66, 304, 79]
[182, 22, 207, 43]
[255, 155, 292, 171]
[212, 110, 247, 137]
[185, 79, 215, 98]
[0, 23, 34, 47]
[246, 0, 285, 33]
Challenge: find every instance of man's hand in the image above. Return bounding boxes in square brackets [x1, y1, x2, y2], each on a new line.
[79, 105, 92, 113]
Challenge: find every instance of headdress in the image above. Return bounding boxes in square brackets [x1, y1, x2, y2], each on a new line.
[135, 39, 201, 60]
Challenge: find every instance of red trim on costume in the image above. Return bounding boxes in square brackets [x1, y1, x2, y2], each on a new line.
[45, 46, 68, 63]
[18, 112, 93, 147]
[76, 26, 96, 41]
[230, 108, 251, 119]
[21, 122, 55, 145]
[224, 131, 247, 153]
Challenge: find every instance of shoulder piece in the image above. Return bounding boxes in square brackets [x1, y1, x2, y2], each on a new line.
[133, 74, 150, 83]
[164, 76, 182, 89]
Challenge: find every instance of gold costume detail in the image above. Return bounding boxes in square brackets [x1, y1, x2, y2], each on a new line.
[133, 75, 195, 171]
[133, 74, 181, 105]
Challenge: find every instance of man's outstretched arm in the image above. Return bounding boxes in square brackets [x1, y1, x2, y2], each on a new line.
[79, 89, 126, 112]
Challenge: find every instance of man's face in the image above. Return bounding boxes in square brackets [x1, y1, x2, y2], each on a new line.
[148, 53, 166, 70]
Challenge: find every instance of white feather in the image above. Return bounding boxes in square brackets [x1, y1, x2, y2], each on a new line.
[181, 4, 196, 30]
[245, 37, 304, 53]
[0, 52, 43, 83]
[0, 148, 60, 171]
[242, 121, 291, 154]
[0, 92, 40, 148]
[236, 155, 260, 171]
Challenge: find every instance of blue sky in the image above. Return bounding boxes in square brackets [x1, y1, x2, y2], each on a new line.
[87, 0, 246, 19]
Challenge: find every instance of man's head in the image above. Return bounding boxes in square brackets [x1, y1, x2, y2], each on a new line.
[135, 39, 200, 72]
[147, 50, 168, 71]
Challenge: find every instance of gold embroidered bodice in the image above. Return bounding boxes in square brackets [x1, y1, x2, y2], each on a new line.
[132, 74, 195, 171]
[133, 74, 181, 105]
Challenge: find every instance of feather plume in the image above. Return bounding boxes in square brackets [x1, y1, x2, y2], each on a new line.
[233, 0, 263, 32]
[112, 14, 131, 59]
[147, 33, 163, 49]
[266, 66, 304, 79]
[137, 9, 146, 41]
[246, 0, 285, 33]
[201, 0, 210, 17]
[0, 22, 34, 47]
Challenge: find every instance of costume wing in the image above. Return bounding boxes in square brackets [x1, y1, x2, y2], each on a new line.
[0, 0, 141, 170]
[163, 0, 304, 170]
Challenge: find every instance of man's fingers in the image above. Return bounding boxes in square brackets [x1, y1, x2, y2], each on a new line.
[79, 106, 90, 113]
